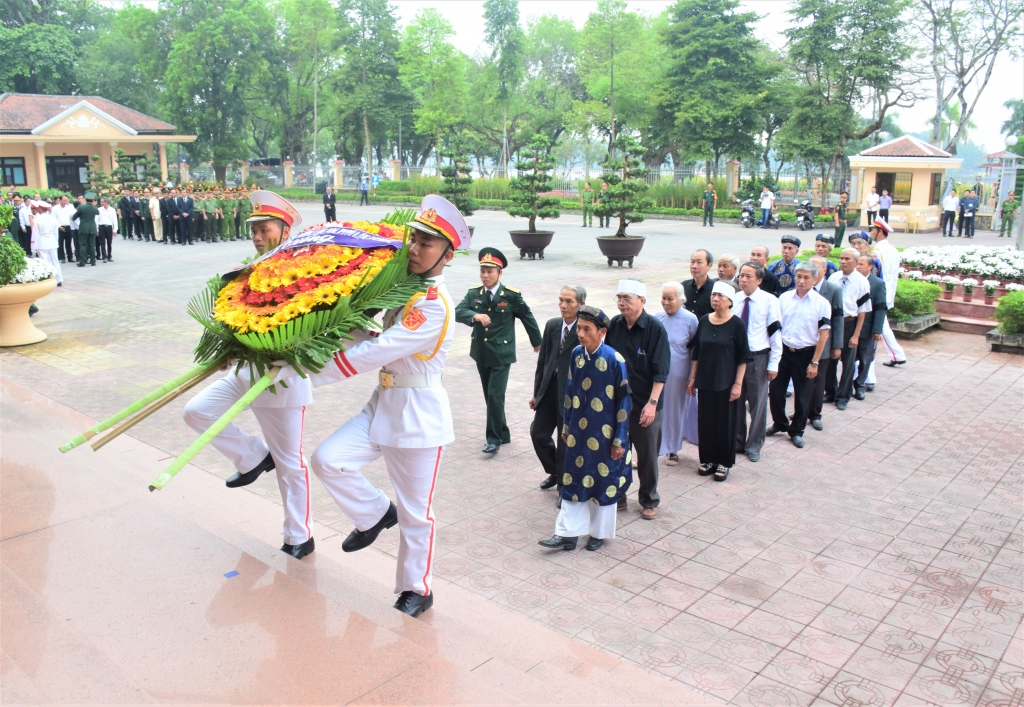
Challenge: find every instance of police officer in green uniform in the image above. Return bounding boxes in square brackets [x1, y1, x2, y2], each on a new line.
[580, 182, 595, 227]
[1000, 191, 1019, 238]
[456, 247, 544, 454]
[834, 190, 849, 247]
[702, 182, 717, 227]
[238, 187, 252, 239]
[195, 191, 209, 241]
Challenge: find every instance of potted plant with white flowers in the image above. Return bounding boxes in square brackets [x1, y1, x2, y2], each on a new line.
[961, 277, 978, 302]
[940, 275, 960, 300]
[983, 280, 1000, 305]
[0, 235, 57, 346]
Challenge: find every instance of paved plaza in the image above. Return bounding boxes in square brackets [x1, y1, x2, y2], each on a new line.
[2, 206, 1022, 706]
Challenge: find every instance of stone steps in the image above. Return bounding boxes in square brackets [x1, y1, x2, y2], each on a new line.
[940, 314, 997, 335]
[934, 296, 997, 320]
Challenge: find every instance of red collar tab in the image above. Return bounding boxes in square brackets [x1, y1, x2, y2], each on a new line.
[425, 286, 438, 301]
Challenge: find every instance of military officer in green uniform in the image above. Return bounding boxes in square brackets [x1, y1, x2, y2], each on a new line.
[194, 191, 208, 241]
[238, 186, 252, 239]
[456, 247, 544, 454]
[72, 192, 100, 266]
[580, 182, 595, 227]
[702, 182, 717, 227]
[1000, 191, 1019, 238]
[834, 190, 849, 247]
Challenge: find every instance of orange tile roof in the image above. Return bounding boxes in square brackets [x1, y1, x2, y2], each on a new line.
[858, 135, 952, 158]
[0, 93, 177, 133]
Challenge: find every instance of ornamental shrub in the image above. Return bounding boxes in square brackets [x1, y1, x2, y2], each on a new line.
[593, 134, 654, 237]
[0, 204, 14, 231]
[889, 279, 941, 322]
[437, 141, 476, 216]
[507, 134, 560, 233]
[994, 291, 1024, 334]
[0, 234, 28, 286]
[375, 180, 413, 196]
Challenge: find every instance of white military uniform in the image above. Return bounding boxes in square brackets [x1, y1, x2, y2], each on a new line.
[182, 190, 315, 547]
[308, 275, 454, 596]
[871, 236, 907, 364]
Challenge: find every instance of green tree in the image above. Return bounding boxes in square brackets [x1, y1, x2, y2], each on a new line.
[0, 23, 78, 93]
[657, 0, 769, 177]
[483, 0, 525, 172]
[398, 9, 467, 160]
[161, 0, 275, 183]
[593, 134, 654, 237]
[77, 6, 163, 115]
[1004, 99, 1024, 136]
[437, 140, 477, 216]
[507, 134, 560, 232]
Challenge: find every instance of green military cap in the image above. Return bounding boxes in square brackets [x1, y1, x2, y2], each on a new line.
[478, 247, 507, 269]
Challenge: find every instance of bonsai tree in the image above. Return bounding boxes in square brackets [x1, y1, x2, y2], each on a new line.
[88, 155, 116, 198]
[507, 134, 560, 233]
[437, 139, 477, 216]
[593, 134, 654, 237]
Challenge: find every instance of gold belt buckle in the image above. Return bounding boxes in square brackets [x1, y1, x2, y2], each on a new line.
[379, 371, 394, 389]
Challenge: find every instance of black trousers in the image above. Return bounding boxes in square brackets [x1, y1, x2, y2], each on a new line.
[161, 215, 171, 242]
[530, 382, 566, 478]
[866, 210, 877, 225]
[141, 217, 153, 240]
[121, 213, 134, 239]
[963, 215, 975, 237]
[855, 337, 876, 389]
[769, 345, 817, 437]
[942, 210, 956, 236]
[879, 209, 889, 223]
[131, 216, 143, 239]
[179, 216, 193, 244]
[359, 191, 369, 205]
[698, 388, 741, 468]
[809, 356, 837, 421]
[834, 320, 860, 403]
[98, 225, 113, 260]
[957, 209, 965, 236]
[629, 407, 661, 509]
[476, 361, 510, 445]
[16, 226, 31, 255]
[58, 226, 75, 262]
[325, 206, 336, 222]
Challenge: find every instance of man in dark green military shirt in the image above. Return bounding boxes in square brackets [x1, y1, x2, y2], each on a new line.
[702, 182, 717, 227]
[834, 190, 849, 247]
[456, 247, 544, 454]
[72, 192, 100, 266]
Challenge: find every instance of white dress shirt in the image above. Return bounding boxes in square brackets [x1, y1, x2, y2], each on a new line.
[732, 287, 782, 372]
[759, 191, 774, 209]
[871, 239, 901, 308]
[97, 205, 119, 227]
[779, 289, 832, 350]
[561, 319, 577, 348]
[18, 204, 32, 229]
[31, 212, 59, 251]
[942, 193, 961, 211]
[827, 269, 872, 317]
[52, 203, 75, 228]
[866, 192, 880, 210]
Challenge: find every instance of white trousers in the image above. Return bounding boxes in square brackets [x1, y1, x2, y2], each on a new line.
[182, 378, 313, 545]
[310, 405, 443, 596]
[555, 500, 617, 540]
[37, 249, 63, 284]
[880, 317, 906, 362]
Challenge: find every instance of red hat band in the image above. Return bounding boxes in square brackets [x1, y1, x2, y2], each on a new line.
[415, 209, 459, 248]
[251, 203, 294, 227]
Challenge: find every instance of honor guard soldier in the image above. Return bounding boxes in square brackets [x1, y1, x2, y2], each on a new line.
[182, 190, 317, 560]
[300, 195, 470, 618]
[769, 234, 802, 296]
[455, 248, 543, 454]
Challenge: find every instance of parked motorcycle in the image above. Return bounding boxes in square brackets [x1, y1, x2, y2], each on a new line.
[740, 199, 756, 228]
[795, 201, 815, 231]
[756, 208, 781, 229]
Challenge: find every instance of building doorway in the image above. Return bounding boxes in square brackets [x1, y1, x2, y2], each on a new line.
[46, 156, 90, 195]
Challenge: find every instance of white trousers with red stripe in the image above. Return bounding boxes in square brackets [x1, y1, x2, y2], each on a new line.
[880, 316, 906, 362]
[183, 379, 313, 546]
[310, 405, 442, 596]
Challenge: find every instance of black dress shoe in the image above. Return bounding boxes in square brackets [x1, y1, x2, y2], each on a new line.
[281, 537, 315, 559]
[811, 418, 823, 431]
[482, 443, 499, 454]
[836, 400, 848, 410]
[765, 424, 786, 436]
[538, 535, 578, 551]
[822, 396, 835, 404]
[792, 435, 805, 448]
[539, 474, 558, 490]
[882, 360, 906, 367]
[586, 537, 604, 551]
[866, 384, 874, 392]
[342, 502, 398, 552]
[394, 590, 433, 617]
[226, 452, 275, 488]
[853, 388, 866, 401]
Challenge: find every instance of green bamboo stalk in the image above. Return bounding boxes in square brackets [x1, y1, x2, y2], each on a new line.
[148, 368, 280, 491]
[59, 361, 217, 453]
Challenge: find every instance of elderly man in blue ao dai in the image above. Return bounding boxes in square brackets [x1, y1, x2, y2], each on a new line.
[538, 305, 632, 553]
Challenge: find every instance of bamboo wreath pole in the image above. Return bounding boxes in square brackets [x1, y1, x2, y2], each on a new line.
[148, 367, 281, 492]
[89, 364, 223, 452]
[59, 361, 218, 453]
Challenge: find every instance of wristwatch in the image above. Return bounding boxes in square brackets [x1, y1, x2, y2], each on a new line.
[810, 361, 819, 366]
[648, 398, 659, 405]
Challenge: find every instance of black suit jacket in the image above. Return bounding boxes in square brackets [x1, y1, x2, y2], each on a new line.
[166, 197, 180, 217]
[865, 273, 888, 337]
[159, 197, 170, 217]
[533, 317, 580, 406]
[177, 197, 193, 218]
[118, 195, 132, 217]
[323, 192, 336, 207]
[816, 280, 845, 352]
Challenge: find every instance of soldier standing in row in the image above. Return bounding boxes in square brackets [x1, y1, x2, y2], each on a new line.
[455, 248, 543, 454]
[238, 186, 252, 239]
[72, 192, 100, 267]
[702, 182, 717, 227]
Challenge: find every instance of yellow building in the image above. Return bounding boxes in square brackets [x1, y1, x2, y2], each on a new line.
[0, 93, 196, 195]
[850, 135, 963, 232]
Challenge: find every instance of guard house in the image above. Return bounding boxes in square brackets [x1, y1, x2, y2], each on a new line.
[850, 135, 963, 232]
[0, 93, 196, 195]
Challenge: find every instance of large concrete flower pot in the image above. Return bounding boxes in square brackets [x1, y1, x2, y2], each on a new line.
[0, 278, 57, 346]
[509, 230, 554, 260]
[597, 235, 646, 268]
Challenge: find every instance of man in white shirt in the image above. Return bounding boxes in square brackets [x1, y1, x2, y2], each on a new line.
[941, 189, 960, 238]
[827, 249, 872, 409]
[864, 186, 880, 225]
[52, 196, 76, 264]
[733, 262, 781, 462]
[869, 218, 907, 366]
[759, 186, 775, 229]
[30, 201, 62, 285]
[96, 196, 119, 262]
[766, 262, 831, 448]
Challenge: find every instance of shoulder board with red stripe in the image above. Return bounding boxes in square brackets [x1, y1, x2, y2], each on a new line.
[425, 286, 438, 300]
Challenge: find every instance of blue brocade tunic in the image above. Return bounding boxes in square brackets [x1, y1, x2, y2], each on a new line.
[560, 342, 633, 506]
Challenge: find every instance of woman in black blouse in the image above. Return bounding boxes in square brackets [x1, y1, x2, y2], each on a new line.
[687, 280, 751, 481]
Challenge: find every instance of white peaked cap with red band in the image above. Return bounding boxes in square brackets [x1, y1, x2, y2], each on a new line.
[407, 194, 471, 250]
[872, 217, 893, 234]
[246, 190, 302, 229]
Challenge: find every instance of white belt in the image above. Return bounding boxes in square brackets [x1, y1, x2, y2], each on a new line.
[379, 370, 442, 389]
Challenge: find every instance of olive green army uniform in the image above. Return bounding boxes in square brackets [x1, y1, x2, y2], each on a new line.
[702, 188, 716, 226]
[581, 187, 595, 227]
[455, 283, 543, 447]
[72, 201, 100, 266]
[834, 201, 848, 247]
[1001, 197, 1019, 237]
[238, 194, 252, 239]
